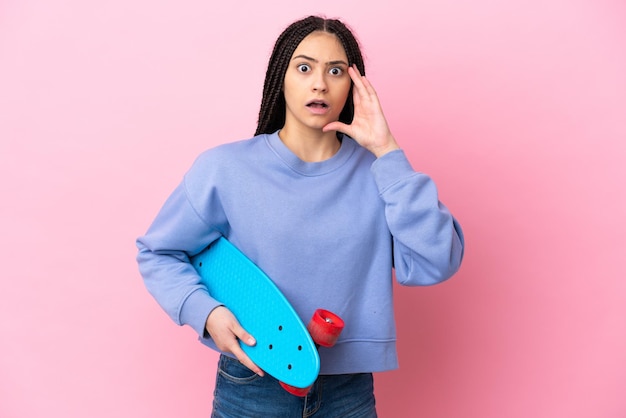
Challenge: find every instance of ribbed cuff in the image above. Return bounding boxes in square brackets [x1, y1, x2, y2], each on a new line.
[370, 149, 419, 194]
[179, 288, 223, 338]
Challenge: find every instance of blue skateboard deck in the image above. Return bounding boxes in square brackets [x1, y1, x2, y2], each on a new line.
[191, 237, 320, 389]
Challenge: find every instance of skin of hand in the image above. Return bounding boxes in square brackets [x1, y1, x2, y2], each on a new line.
[205, 306, 265, 376]
[323, 65, 401, 158]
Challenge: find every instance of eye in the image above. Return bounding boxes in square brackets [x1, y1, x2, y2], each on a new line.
[297, 64, 311, 73]
[329, 67, 344, 76]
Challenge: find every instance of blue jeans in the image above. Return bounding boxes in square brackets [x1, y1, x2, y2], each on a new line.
[211, 355, 377, 417]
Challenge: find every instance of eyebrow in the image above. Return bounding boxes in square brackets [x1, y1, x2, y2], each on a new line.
[291, 54, 349, 66]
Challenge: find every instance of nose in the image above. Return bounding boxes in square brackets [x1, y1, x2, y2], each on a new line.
[312, 70, 328, 92]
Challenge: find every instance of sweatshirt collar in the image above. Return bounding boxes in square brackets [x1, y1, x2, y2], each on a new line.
[265, 130, 356, 176]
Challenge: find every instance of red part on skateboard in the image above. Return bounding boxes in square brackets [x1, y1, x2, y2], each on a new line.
[307, 309, 344, 348]
[279, 381, 312, 397]
[279, 309, 344, 397]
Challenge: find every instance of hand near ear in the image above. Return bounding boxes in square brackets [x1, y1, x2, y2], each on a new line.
[323, 65, 400, 158]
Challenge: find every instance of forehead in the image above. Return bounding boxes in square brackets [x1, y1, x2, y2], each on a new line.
[291, 31, 348, 62]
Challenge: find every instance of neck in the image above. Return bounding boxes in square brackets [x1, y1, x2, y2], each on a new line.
[278, 126, 341, 162]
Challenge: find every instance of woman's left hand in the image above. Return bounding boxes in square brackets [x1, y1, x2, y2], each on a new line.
[323, 65, 400, 158]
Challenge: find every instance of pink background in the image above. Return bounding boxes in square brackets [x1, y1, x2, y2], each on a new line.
[1, 0, 625, 417]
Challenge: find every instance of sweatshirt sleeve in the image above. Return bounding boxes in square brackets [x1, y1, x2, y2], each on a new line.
[371, 149, 465, 286]
[136, 153, 229, 337]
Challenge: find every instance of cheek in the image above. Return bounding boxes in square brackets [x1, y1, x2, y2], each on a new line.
[282, 78, 298, 105]
[336, 81, 351, 106]
[282, 71, 297, 94]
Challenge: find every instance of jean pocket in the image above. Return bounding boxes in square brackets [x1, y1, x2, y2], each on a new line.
[217, 355, 261, 384]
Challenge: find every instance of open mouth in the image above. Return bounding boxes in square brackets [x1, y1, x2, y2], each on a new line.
[306, 100, 329, 109]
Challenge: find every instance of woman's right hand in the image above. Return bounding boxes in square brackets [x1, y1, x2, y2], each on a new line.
[205, 306, 264, 376]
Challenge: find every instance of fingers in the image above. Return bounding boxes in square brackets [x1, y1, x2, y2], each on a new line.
[322, 121, 351, 136]
[222, 329, 265, 376]
[205, 306, 265, 376]
[230, 324, 265, 376]
[230, 340, 265, 377]
[348, 65, 377, 100]
[231, 321, 256, 347]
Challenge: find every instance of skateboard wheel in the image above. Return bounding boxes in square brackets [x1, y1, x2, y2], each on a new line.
[307, 309, 344, 348]
[279, 381, 312, 397]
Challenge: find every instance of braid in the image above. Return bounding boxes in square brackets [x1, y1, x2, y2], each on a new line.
[255, 16, 365, 136]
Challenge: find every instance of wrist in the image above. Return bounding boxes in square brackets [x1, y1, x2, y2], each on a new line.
[371, 142, 400, 158]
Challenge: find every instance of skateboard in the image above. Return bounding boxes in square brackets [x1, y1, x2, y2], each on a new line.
[191, 237, 344, 396]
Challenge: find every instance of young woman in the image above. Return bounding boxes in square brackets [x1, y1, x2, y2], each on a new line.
[137, 15, 464, 417]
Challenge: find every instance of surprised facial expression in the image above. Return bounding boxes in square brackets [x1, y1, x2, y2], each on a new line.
[282, 31, 351, 133]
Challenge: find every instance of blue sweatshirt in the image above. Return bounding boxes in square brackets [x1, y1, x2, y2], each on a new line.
[136, 131, 464, 374]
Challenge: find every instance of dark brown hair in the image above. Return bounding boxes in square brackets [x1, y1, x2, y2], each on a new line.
[255, 16, 365, 136]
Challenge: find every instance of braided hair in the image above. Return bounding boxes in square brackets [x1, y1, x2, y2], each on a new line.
[255, 16, 365, 136]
